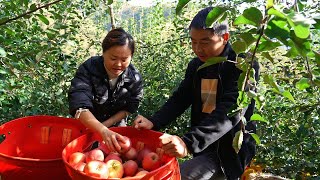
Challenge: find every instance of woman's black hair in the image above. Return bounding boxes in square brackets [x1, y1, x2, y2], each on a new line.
[102, 27, 135, 54]
[189, 7, 228, 36]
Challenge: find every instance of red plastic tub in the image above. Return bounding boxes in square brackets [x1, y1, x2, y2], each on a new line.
[0, 115, 87, 180]
[62, 126, 181, 180]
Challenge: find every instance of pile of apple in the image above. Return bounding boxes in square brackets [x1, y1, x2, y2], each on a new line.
[67, 136, 165, 179]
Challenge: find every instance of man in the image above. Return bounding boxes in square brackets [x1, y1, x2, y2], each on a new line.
[133, 7, 258, 180]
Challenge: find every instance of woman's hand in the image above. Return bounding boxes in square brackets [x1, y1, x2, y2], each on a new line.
[133, 115, 154, 130]
[100, 128, 126, 153]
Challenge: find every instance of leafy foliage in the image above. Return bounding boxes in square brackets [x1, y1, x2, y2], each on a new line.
[0, 0, 319, 178]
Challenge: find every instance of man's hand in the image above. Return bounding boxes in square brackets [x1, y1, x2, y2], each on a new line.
[159, 134, 188, 158]
[133, 115, 154, 130]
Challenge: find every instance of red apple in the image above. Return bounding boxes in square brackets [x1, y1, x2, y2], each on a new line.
[68, 152, 86, 166]
[137, 148, 152, 166]
[86, 149, 104, 162]
[142, 152, 161, 171]
[73, 162, 86, 172]
[83, 160, 108, 178]
[123, 160, 138, 177]
[118, 136, 132, 153]
[106, 159, 124, 178]
[104, 152, 123, 163]
[123, 147, 138, 160]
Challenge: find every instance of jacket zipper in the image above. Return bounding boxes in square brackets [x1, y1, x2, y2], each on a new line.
[216, 140, 226, 177]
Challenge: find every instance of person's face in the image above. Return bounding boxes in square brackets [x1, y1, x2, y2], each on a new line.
[190, 28, 227, 62]
[103, 42, 132, 78]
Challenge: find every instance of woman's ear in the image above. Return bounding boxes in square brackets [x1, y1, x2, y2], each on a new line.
[223, 33, 230, 42]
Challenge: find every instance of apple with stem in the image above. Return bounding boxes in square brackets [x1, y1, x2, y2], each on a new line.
[142, 152, 161, 171]
[106, 159, 124, 178]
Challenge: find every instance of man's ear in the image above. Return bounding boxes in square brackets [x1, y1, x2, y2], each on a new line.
[223, 33, 230, 42]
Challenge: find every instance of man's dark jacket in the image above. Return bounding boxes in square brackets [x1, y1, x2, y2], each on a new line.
[149, 43, 259, 179]
[68, 56, 143, 122]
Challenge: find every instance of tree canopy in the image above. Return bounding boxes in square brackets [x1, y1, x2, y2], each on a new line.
[0, 0, 319, 178]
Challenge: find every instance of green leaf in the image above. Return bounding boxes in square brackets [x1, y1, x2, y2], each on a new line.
[265, 19, 290, 43]
[250, 114, 268, 124]
[236, 57, 248, 72]
[266, 0, 274, 10]
[287, 13, 313, 39]
[197, 57, 226, 71]
[0, 47, 6, 57]
[232, 130, 243, 153]
[24, 0, 29, 6]
[239, 32, 256, 47]
[267, 7, 286, 19]
[36, 14, 49, 25]
[263, 75, 281, 93]
[261, 52, 274, 63]
[0, 69, 8, 74]
[238, 72, 246, 90]
[289, 31, 311, 57]
[107, 0, 113, 5]
[205, 7, 227, 28]
[293, 23, 310, 39]
[296, 78, 310, 90]
[176, 0, 190, 15]
[30, 3, 37, 11]
[285, 40, 300, 58]
[313, 18, 320, 29]
[257, 39, 282, 52]
[247, 90, 257, 98]
[250, 133, 261, 145]
[282, 90, 295, 103]
[237, 91, 250, 108]
[232, 40, 247, 54]
[233, 7, 263, 27]
[314, 50, 320, 66]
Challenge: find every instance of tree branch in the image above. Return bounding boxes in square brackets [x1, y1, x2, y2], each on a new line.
[108, 4, 116, 29]
[0, 0, 63, 26]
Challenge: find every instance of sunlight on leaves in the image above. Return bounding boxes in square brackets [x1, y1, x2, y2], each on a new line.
[233, 130, 243, 153]
[233, 7, 263, 27]
[205, 7, 228, 28]
[296, 78, 310, 90]
[250, 133, 261, 145]
[250, 114, 268, 124]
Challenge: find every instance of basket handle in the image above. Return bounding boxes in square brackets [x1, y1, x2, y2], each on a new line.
[0, 134, 5, 144]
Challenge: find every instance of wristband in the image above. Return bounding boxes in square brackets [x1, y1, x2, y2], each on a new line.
[75, 108, 89, 119]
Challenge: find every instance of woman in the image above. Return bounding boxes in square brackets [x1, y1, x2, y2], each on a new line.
[68, 28, 143, 152]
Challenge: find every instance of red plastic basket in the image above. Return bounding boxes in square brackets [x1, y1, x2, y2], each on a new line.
[0, 115, 87, 180]
[62, 126, 181, 180]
